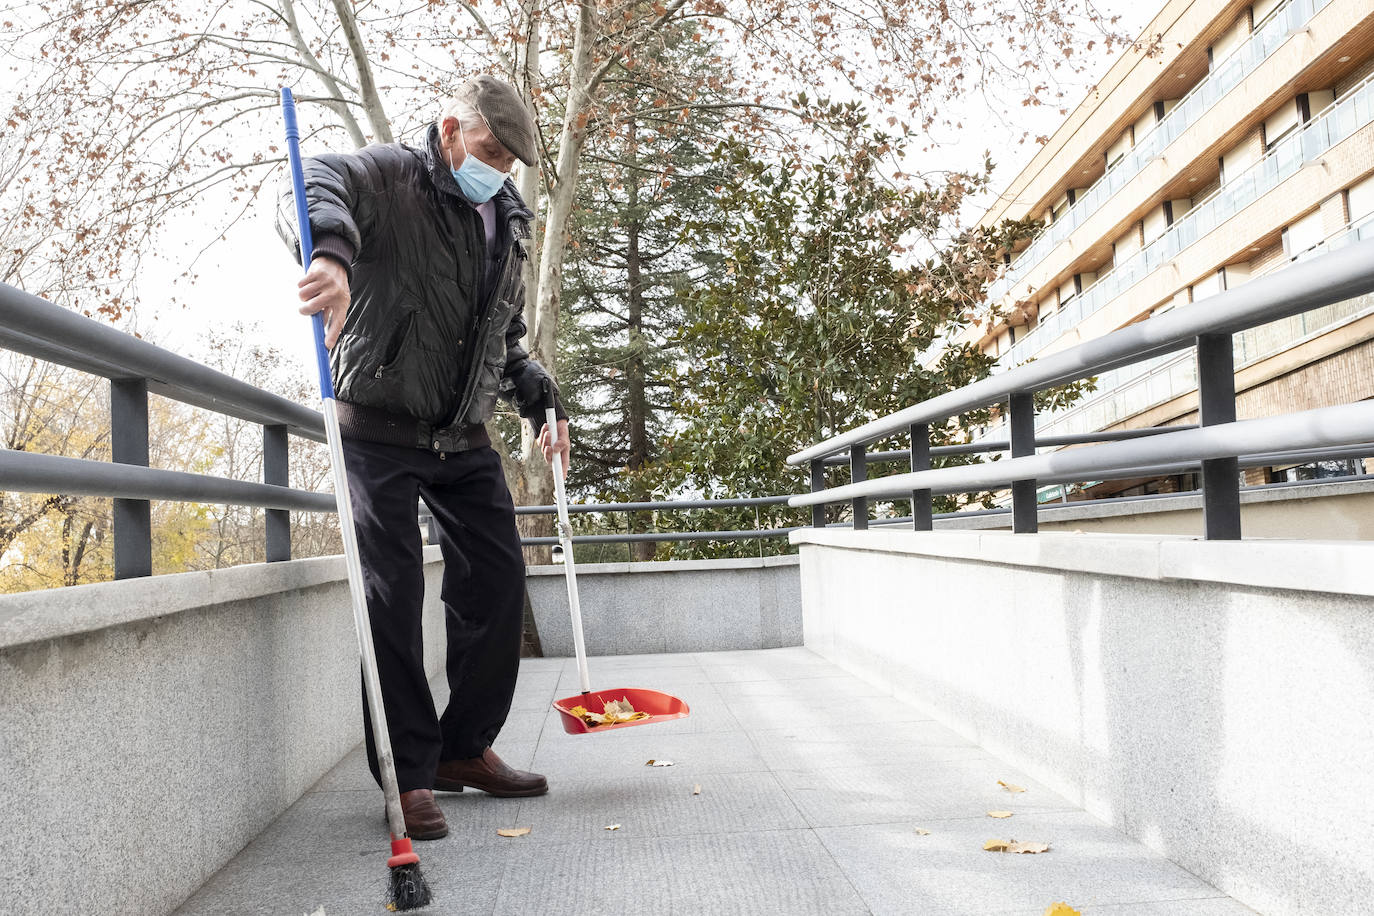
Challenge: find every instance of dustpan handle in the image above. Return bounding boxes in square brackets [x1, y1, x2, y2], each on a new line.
[545, 382, 591, 694]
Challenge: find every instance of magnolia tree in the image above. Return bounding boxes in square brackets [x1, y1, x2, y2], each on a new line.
[1, 0, 1123, 528]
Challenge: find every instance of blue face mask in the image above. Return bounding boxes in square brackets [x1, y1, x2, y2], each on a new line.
[449, 124, 508, 204]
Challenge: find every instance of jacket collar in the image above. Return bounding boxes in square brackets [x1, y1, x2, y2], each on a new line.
[422, 123, 533, 228]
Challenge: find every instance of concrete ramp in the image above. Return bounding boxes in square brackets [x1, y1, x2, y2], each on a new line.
[175, 649, 1253, 916]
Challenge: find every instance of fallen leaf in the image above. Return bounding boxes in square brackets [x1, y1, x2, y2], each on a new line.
[998, 780, 1027, 793]
[604, 824, 621, 831]
[914, 828, 931, 836]
[1043, 904, 1081, 916]
[988, 811, 1014, 818]
[645, 759, 674, 767]
[496, 827, 531, 838]
[984, 838, 1011, 851]
[1009, 841, 1050, 854]
[693, 784, 702, 795]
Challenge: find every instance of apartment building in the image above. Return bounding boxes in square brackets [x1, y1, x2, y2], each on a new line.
[958, 0, 1374, 502]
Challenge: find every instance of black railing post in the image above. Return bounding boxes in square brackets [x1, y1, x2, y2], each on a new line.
[1197, 333, 1241, 539]
[263, 424, 290, 561]
[909, 422, 932, 531]
[849, 444, 868, 530]
[809, 459, 827, 528]
[1009, 391, 1038, 534]
[111, 377, 152, 578]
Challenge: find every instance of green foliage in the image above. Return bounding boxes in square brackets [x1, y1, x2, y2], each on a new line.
[634, 109, 1045, 557]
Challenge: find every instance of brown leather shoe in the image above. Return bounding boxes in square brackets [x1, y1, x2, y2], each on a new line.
[397, 788, 448, 840]
[434, 747, 549, 797]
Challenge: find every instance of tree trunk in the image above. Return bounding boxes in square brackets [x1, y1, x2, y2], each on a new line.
[624, 130, 655, 562]
[512, 0, 598, 557]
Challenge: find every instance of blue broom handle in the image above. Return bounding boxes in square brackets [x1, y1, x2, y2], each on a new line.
[279, 87, 335, 401]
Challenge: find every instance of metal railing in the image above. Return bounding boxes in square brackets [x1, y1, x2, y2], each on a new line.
[787, 240, 1374, 539]
[0, 282, 802, 574]
[979, 215, 1374, 444]
[985, 0, 1332, 305]
[0, 282, 331, 578]
[999, 71, 1374, 370]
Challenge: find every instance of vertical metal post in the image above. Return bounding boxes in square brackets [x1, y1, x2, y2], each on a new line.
[1197, 333, 1241, 540]
[909, 422, 932, 531]
[1008, 391, 1038, 534]
[809, 459, 827, 528]
[111, 378, 151, 579]
[264, 424, 290, 562]
[849, 444, 868, 531]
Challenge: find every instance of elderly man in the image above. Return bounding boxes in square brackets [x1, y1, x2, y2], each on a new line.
[278, 75, 567, 840]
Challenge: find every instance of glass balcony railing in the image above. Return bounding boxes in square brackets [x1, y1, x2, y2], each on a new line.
[993, 72, 1374, 372]
[986, 216, 1374, 443]
[984, 0, 1333, 305]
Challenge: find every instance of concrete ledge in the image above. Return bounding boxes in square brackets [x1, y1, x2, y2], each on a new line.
[0, 548, 446, 916]
[938, 477, 1374, 539]
[797, 531, 1374, 915]
[528, 555, 801, 656]
[790, 527, 1374, 597]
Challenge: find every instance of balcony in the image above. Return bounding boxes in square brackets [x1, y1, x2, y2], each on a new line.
[985, 0, 1337, 310]
[997, 72, 1374, 371]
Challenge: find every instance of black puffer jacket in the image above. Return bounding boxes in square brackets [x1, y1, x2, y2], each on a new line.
[277, 124, 563, 452]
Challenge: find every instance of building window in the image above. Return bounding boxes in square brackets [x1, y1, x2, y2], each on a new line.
[1270, 459, 1363, 482]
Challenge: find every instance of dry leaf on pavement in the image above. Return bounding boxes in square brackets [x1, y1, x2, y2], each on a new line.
[1009, 842, 1050, 854]
[1043, 904, 1081, 916]
[645, 759, 674, 767]
[605, 824, 621, 831]
[988, 811, 1014, 818]
[998, 780, 1027, 793]
[984, 839, 1050, 854]
[496, 827, 531, 838]
[914, 828, 932, 836]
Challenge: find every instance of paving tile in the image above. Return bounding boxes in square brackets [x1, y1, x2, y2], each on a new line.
[726, 673, 893, 700]
[774, 757, 1075, 829]
[491, 829, 870, 916]
[817, 813, 1228, 916]
[695, 646, 834, 668]
[509, 770, 807, 842]
[748, 720, 986, 771]
[723, 693, 934, 730]
[553, 663, 714, 693]
[530, 727, 767, 781]
[1002, 900, 1259, 915]
[173, 790, 509, 916]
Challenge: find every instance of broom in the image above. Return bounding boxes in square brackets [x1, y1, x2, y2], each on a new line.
[279, 87, 433, 912]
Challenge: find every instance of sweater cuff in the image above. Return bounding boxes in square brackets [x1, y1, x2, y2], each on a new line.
[311, 234, 356, 280]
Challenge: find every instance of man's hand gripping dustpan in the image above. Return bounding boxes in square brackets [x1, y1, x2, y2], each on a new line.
[543, 384, 690, 735]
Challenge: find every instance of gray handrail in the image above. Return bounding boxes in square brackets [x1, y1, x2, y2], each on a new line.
[787, 239, 1374, 465]
[789, 401, 1374, 505]
[515, 494, 793, 515]
[0, 282, 325, 441]
[0, 449, 336, 512]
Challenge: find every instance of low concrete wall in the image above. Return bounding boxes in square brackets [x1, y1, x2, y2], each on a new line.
[940, 477, 1374, 539]
[0, 548, 447, 916]
[793, 528, 1374, 916]
[527, 555, 802, 656]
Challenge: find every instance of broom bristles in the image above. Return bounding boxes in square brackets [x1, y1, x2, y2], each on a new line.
[386, 861, 433, 911]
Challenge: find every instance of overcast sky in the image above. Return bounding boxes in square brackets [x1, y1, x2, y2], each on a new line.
[137, 0, 1168, 389]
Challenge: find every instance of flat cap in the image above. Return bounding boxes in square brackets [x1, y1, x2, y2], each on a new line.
[456, 75, 538, 167]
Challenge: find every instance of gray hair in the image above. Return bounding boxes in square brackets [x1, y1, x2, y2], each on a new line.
[437, 98, 485, 133]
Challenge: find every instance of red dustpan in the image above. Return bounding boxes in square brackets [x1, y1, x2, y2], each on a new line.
[542, 391, 690, 735]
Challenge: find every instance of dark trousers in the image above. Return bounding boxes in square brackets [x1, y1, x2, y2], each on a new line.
[341, 438, 526, 793]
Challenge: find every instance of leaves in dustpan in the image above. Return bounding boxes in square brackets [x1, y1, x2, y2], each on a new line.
[567, 697, 652, 727]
